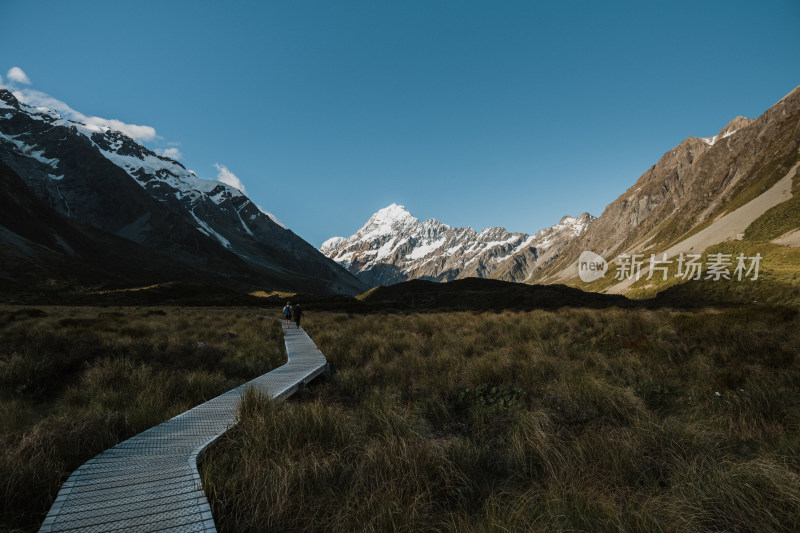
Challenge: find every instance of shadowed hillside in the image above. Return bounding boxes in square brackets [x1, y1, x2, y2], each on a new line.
[357, 277, 637, 311]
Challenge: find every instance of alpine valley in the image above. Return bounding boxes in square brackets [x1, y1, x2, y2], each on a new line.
[1, 81, 799, 306]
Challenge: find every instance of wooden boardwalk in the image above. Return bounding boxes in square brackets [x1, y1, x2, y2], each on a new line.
[40, 322, 327, 532]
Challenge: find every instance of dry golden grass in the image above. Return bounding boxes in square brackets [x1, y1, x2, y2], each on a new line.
[3, 302, 798, 532]
[0, 305, 284, 532]
[202, 305, 800, 532]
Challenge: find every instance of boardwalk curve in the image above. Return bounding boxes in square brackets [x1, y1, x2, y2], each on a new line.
[40, 322, 327, 532]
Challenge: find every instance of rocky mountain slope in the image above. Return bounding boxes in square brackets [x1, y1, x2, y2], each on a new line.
[0, 89, 365, 295]
[532, 84, 800, 298]
[0, 159, 237, 297]
[320, 203, 593, 286]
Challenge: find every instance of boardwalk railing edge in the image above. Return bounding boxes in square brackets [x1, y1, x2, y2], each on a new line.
[40, 319, 328, 532]
[185, 323, 330, 525]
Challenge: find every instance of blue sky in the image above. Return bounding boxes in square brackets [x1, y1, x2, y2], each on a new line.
[1, 1, 798, 247]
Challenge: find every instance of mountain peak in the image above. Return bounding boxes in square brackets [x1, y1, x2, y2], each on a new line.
[368, 203, 416, 225]
[0, 89, 19, 109]
[718, 116, 753, 138]
[321, 206, 594, 286]
[702, 115, 754, 146]
[559, 212, 595, 224]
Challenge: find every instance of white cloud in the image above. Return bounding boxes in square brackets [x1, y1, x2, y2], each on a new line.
[156, 147, 183, 160]
[9, 88, 71, 111]
[83, 116, 157, 141]
[7, 67, 31, 85]
[8, 84, 157, 142]
[4, 65, 183, 159]
[214, 163, 246, 193]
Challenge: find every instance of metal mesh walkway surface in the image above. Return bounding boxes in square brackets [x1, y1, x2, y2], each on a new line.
[40, 322, 327, 532]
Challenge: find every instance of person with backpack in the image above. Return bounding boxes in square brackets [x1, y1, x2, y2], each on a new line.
[282, 302, 292, 328]
[292, 303, 304, 329]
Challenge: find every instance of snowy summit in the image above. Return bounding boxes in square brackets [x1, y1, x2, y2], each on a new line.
[321, 204, 595, 286]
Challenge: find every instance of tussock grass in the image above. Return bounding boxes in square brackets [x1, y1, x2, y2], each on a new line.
[0, 305, 283, 532]
[202, 305, 800, 532]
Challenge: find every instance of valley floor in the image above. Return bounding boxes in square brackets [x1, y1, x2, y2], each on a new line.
[0, 305, 285, 532]
[2, 304, 798, 532]
[201, 305, 800, 532]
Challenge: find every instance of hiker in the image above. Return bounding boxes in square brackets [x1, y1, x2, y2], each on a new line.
[292, 303, 304, 329]
[282, 301, 292, 327]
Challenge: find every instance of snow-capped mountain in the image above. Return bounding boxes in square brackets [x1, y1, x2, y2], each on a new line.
[0, 89, 365, 295]
[320, 203, 594, 286]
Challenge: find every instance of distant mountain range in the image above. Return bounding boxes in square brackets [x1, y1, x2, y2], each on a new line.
[2, 81, 798, 303]
[320, 203, 594, 286]
[0, 89, 366, 296]
[322, 84, 800, 303]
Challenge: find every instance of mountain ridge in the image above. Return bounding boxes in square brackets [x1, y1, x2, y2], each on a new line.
[0, 89, 366, 296]
[321, 203, 594, 286]
[532, 83, 800, 298]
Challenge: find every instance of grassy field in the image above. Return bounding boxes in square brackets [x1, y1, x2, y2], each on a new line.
[0, 305, 285, 532]
[201, 305, 800, 532]
[2, 302, 798, 532]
